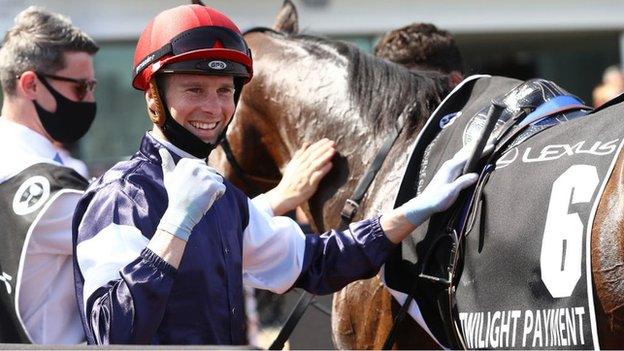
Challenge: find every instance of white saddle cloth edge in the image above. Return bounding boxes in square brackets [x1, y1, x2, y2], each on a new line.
[380, 267, 447, 349]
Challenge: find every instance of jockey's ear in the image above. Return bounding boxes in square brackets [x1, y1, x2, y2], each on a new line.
[145, 80, 166, 127]
[272, 0, 299, 35]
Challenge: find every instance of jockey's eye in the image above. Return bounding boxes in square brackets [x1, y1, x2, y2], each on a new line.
[218, 87, 234, 96]
[186, 87, 203, 95]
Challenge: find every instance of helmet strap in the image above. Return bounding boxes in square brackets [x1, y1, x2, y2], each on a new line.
[161, 114, 216, 158]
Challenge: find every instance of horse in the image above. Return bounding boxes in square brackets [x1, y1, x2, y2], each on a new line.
[207, 2, 452, 348]
[209, 1, 624, 349]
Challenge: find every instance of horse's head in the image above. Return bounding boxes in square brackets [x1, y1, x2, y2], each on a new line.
[210, 1, 448, 231]
[208, 1, 301, 199]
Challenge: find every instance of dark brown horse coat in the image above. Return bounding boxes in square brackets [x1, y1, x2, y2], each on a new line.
[210, 26, 446, 349]
[209, 2, 624, 349]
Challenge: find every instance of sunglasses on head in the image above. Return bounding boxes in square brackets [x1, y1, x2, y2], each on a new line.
[35, 71, 97, 101]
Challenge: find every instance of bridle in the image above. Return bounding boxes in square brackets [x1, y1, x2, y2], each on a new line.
[218, 27, 288, 197]
[219, 137, 280, 197]
[233, 25, 446, 349]
[269, 102, 417, 350]
[220, 135, 334, 328]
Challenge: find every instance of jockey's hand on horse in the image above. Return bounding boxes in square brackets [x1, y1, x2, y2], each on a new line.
[265, 138, 336, 215]
[400, 143, 481, 227]
[157, 148, 226, 241]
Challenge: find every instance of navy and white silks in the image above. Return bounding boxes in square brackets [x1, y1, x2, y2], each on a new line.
[0, 118, 87, 344]
[72, 132, 396, 345]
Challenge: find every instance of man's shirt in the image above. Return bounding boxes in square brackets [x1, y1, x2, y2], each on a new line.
[0, 118, 86, 344]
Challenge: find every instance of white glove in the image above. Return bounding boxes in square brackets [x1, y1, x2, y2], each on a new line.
[157, 148, 226, 241]
[399, 145, 479, 226]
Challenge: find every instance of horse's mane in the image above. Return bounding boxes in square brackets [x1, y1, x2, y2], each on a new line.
[327, 37, 447, 133]
[246, 27, 448, 134]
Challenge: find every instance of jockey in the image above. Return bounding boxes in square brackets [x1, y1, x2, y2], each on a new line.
[72, 4, 479, 345]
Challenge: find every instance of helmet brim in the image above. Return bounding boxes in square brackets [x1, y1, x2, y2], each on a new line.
[160, 58, 249, 78]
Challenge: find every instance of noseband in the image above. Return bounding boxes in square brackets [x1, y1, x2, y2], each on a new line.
[220, 137, 280, 197]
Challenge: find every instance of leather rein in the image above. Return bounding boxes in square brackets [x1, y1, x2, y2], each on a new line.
[222, 121, 409, 349]
[232, 25, 421, 349]
[268, 104, 415, 350]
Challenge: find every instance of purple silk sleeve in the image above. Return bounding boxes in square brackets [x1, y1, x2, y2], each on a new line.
[295, 217, 396, 294]
[87, 249, 176, 344]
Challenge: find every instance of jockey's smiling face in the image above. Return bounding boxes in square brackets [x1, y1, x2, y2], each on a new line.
[161, 73, 236, 144]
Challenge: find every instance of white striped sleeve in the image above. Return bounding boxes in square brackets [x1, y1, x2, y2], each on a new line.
[242, 198, 305, 293]
[250, 193, 274, 217]
[75, 223, 149, 310]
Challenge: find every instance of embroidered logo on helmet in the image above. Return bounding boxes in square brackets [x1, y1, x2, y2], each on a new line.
[12, 176, 50, 215]
[208, 61, 227, 70]
[136, 54, 155, 74]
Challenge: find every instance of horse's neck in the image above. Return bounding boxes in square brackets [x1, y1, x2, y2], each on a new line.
[320, 117, 413, 229]
[357, 130, 415, 219]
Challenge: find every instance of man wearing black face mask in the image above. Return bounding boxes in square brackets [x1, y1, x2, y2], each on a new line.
[0, 6, 98, 344]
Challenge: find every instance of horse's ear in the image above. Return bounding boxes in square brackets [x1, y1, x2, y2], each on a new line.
[272, 0, 299, 35]
[191, 0, 205, 5]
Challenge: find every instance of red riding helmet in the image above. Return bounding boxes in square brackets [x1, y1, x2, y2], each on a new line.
[132, 4, 253, 91]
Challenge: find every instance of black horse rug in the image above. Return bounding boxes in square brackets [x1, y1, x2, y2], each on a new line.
[385, 75, 624, 349]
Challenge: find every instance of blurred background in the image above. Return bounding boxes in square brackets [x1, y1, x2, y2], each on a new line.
[1, 0, 623, 173]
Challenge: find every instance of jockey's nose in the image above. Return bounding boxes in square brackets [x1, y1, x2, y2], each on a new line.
[199, 92, 223, 115]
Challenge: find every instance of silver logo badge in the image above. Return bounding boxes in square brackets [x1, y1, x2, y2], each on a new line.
[208, 61, 227, 70]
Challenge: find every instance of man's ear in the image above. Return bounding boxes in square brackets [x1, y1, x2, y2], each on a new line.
[17, 71, 38, 100]
[146, 81, 166, 126]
